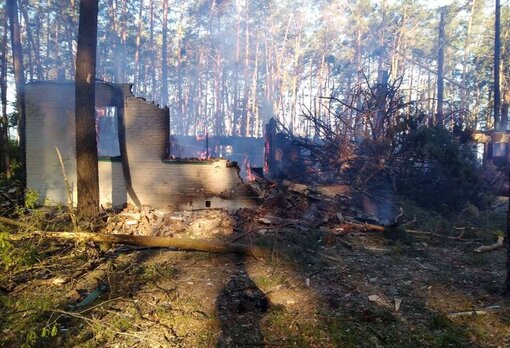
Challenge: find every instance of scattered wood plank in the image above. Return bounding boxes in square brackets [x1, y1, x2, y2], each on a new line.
[38, 231, 268, 258]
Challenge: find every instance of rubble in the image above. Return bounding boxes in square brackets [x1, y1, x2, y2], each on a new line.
[0, 182, 23, 213]
[102, 208, 235, 239]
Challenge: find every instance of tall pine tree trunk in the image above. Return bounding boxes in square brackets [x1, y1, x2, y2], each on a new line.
[232, 5, 241, 136]
[34, 10, 42, 79]
[149, 1, 155, 99]
[109, 0, 120, 83]
[161, 0, 168, 106]
[176, 11, 184, 133]
[460, 0, 477, 117]
[19, 0, 34, 80]
[64, 0, 76, 77]
[75, 0, 99, 219]
[133, 0, 143, 92]
[242, 21, 250, 137]
[436, 7, 446, 126]
[1, 7, 10, 178]
[494, 0, 501, 130]
[7, 0, 26, 186]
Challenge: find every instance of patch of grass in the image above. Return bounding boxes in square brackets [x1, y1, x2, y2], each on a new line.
[252, 273, 287, 290]
[1, 292, 62, 347]
[196, 317, 220, 347]
[262, 307, 346, 347]
[0, 229, 38, 273]
[400, 197, 507, 243]
[137, 263, 176, 283]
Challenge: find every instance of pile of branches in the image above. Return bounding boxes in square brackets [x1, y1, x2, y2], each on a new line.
[279, 74, 482, 212]
[279, 75, 413, 184]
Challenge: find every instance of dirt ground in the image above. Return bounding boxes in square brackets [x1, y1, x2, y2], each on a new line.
[1, 187, 510, 347]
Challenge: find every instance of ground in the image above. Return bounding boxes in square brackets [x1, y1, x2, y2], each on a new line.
[1, 184, 510, 347]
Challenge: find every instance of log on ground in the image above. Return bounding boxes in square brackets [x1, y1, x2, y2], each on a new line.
[39, 231, 268, 258]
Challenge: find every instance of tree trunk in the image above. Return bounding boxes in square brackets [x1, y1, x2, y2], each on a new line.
[75, 0, 99, 219]
[502, 90, 510, 135]
[232, 6, 241, 136]
[7, 0, 26, 186]
[45, 3, 50, 80]
[214, 50, 222, 135]
[436, 6, 446, 126]
[494, 0, 501, 130]
[65, 0, 76, 77]
[133, 0, 143, 92]
[460, 0, 477, 117]
[149, 0, 155, 100]
[120, 0, 127, 82]
[291, 33, 301, 132]
[176, 10, 184, 133]
[161, 0, 168, 106]
[242, 21, 250, 137]
[34, 10, 42, 79]
[19, 0, 34, 81]
[252, 36, 260, 136]
[1, 6, 10, 178]
[505, 167, 510, 293]
[109, 0, 120, 83]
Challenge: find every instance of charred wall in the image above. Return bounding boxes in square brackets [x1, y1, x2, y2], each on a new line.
[25, 81, 255, 210]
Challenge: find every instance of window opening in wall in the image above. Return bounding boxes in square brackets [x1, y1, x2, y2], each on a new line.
[96, 106, 120, 157]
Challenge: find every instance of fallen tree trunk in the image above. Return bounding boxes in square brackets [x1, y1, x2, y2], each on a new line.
[38, 231, 268, 258]
[1, 216, 267, 257]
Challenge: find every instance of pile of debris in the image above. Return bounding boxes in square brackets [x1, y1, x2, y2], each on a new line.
[96, 175, 394, 250]
[102, 207, 235, 239]
[232, 177, 393, 243]
[0, 182, 23, 215]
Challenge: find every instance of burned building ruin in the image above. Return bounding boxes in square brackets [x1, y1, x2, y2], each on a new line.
[25, 81, 257, 211]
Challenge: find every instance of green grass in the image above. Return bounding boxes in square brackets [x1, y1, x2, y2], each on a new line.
[136, 262, 176, 283]
[252, 273, 288, 290]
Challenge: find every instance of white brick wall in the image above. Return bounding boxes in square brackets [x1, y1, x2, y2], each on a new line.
[25, 82, 255, 211]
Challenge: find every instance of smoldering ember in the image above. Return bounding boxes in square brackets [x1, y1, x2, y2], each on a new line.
[2, 1, 510, 347]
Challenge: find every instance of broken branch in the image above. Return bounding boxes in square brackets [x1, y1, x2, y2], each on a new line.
[0, 216, 31, 229]
[447, 305, 502, 317]
[474, 236, 505, 253]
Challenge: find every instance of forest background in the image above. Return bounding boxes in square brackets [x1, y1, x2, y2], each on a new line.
[0, 0, 507, 144]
